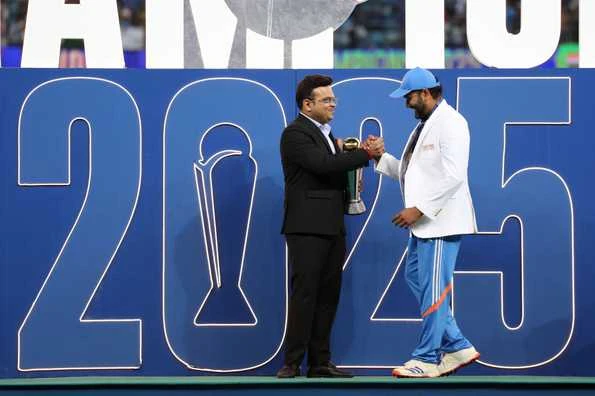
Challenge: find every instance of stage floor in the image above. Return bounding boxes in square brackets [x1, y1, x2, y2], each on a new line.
[2, 376, 595, 395]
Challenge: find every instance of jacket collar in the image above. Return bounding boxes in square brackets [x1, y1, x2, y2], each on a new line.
[296, 114, 336, 154]
[412, 99, 448, 154]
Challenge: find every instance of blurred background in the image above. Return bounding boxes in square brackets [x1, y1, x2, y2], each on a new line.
[0, 0, 580, 68]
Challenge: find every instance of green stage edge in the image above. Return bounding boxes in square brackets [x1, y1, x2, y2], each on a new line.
[2, 376, 595, 395]
[2, 376, 595, 386]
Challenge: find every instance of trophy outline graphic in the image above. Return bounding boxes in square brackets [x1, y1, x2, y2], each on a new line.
[192, 122, 258, 327]
[161, 77, 290, 373]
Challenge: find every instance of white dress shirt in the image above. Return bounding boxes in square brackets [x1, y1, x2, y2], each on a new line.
[300, 112, 336, 154]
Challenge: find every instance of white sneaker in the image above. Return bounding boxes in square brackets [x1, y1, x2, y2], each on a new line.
[438, 346, 480, 376]
[391, 359, 415, 371]
[392, 359, 440, 378]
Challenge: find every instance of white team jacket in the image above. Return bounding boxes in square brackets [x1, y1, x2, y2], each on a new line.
[376, 99, 477, 238]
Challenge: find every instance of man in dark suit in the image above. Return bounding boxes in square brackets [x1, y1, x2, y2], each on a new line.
[277, 75, 384, 378]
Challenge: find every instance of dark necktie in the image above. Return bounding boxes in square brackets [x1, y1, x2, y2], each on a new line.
[402, 122, 425, 177]
[408, 122, 425, 155]
[328, 131, 337, 154]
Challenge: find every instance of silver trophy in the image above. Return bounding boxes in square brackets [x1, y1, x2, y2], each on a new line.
[343, 137, 366, 215]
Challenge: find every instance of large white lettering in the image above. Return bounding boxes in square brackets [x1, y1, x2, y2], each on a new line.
[147, 0, 238, 69]
[145, 0, 184, 68]
[467, 0, 560, 68]
[21, 0, 123, 68]
[292, 29, 334, 69]
[191, 0, 236, 68]
[7, 0, 591, 69]
[146, 0, 333, 69]
[405, 0, 445, 69]
[246, 30, 284, 69]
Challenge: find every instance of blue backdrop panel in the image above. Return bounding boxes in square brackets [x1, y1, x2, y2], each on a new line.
[163, 78, 287, 371]
[0, 69, 592, 378]
[17, 78, 142, 370]
[457, 77, 573, 369]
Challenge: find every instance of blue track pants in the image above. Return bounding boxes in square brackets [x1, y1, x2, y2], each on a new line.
[405, 235, 472, 363]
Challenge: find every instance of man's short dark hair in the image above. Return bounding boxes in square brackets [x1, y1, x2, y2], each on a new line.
[428, 83, 442, 100]
[296, 74, 333, 110]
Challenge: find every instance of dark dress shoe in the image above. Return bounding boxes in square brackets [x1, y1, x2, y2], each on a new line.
[277, 364, 300, 378]
[307, 362, 353, 378]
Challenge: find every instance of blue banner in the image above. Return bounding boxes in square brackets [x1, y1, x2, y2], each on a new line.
[0, 69, 591, 377]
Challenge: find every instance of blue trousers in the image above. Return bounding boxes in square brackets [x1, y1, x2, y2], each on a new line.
[406, 235, 472, 363]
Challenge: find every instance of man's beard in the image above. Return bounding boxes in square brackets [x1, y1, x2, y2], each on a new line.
[412, 105, 425, 120]
[408, 100, 426, 120]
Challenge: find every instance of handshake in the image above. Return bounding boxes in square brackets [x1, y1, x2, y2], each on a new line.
[361, 135, 385, 160]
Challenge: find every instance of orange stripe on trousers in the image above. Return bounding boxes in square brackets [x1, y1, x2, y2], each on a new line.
[422, 283, 452, 318]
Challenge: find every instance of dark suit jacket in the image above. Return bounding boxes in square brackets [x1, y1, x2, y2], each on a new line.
[280, 114, 370, 236]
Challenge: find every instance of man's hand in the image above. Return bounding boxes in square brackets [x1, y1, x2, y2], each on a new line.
[392, 207, 423, 228]
[362, 135, 385, 160]
[335, 138, 344, 152]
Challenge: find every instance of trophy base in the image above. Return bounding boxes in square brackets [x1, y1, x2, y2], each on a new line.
[346, 200, 366, 215]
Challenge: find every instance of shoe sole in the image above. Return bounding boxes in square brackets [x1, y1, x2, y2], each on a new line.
[392, 369, 439, 378]
[393, 373, 437, 378]
[439, 352, 480, 377]
[392, 371, 439, 378]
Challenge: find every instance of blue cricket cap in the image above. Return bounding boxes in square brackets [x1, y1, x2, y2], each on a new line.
[389, 67, 440, 98]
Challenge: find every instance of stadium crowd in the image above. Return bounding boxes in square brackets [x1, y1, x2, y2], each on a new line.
[0, 0, 580, 67]
[334, 0, 579, 50]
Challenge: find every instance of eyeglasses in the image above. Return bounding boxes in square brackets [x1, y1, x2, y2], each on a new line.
[308, 97, 338, 105]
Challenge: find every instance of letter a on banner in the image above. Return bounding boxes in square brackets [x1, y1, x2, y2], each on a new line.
[21, 0, 124, 68]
